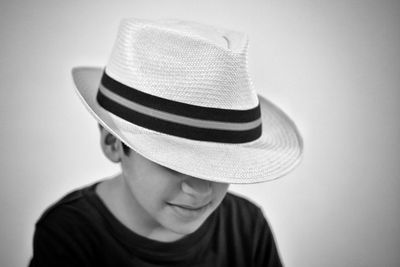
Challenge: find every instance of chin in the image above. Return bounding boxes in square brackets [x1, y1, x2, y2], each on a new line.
[160, 204, 213, 236]
[168, 218, 205, 236]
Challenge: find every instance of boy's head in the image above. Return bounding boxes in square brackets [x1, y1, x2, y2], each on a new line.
[99, 125, 229, 237]
[72, 17, 303, 240]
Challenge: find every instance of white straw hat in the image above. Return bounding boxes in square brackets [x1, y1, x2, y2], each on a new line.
[72, 18, 303, 184]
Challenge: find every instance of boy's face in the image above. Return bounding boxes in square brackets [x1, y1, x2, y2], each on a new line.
[120, 149, 229, 239]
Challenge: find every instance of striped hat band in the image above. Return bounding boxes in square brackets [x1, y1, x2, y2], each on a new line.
[96, 71, 262, 143]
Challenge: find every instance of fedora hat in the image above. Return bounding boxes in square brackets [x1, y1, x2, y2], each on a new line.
[72, 18, 303, 184]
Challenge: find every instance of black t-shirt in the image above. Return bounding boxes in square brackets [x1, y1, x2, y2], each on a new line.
[29, 183, 283, 267]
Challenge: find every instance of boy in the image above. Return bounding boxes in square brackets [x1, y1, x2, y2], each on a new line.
[29, 18, 303, 266]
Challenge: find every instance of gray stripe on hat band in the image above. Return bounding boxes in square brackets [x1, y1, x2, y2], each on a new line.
[99, 85, 262, 131]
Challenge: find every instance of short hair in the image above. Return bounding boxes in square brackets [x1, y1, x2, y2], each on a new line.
[121, 142, 132, 156]
[98, 124, 132, 156]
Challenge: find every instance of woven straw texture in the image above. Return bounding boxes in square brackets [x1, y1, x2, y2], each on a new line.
[72, 18, 303, 184]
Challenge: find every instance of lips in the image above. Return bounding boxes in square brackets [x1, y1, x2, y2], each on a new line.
[167, 202, 211, 219]
[169, 203, 208, 210]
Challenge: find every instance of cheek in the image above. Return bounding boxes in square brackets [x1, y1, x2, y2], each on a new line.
[126, 173, 180, 212]
[213, 183, 230, 200]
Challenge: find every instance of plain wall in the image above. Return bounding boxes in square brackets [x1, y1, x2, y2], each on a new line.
[0, 0, 399, 266]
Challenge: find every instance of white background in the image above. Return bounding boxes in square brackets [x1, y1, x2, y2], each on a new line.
[0, 1, 399, 266]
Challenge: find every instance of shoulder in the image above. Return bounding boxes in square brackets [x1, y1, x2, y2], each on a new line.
[30, 183, 102, 265]
[213, 192, 283, 265]
[217, 191, 267, 231]
[35, 183, 100, 231]
[221, 191, 264, 217]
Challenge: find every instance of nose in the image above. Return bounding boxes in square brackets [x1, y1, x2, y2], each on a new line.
[181, 177, 212, 197]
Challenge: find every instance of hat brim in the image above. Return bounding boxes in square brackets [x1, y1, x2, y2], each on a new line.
[72, 66, 303, 184]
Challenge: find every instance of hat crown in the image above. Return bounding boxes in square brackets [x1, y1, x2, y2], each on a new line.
[105, 18, 259, 110]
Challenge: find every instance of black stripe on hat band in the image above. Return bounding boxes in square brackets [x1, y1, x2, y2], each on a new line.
[101, 71, 261, 123]
[97, 90, 262, 143]
[98, 84, 263, 131]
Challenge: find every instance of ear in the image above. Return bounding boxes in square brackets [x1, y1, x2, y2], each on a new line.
[99, 127, 122, 163]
